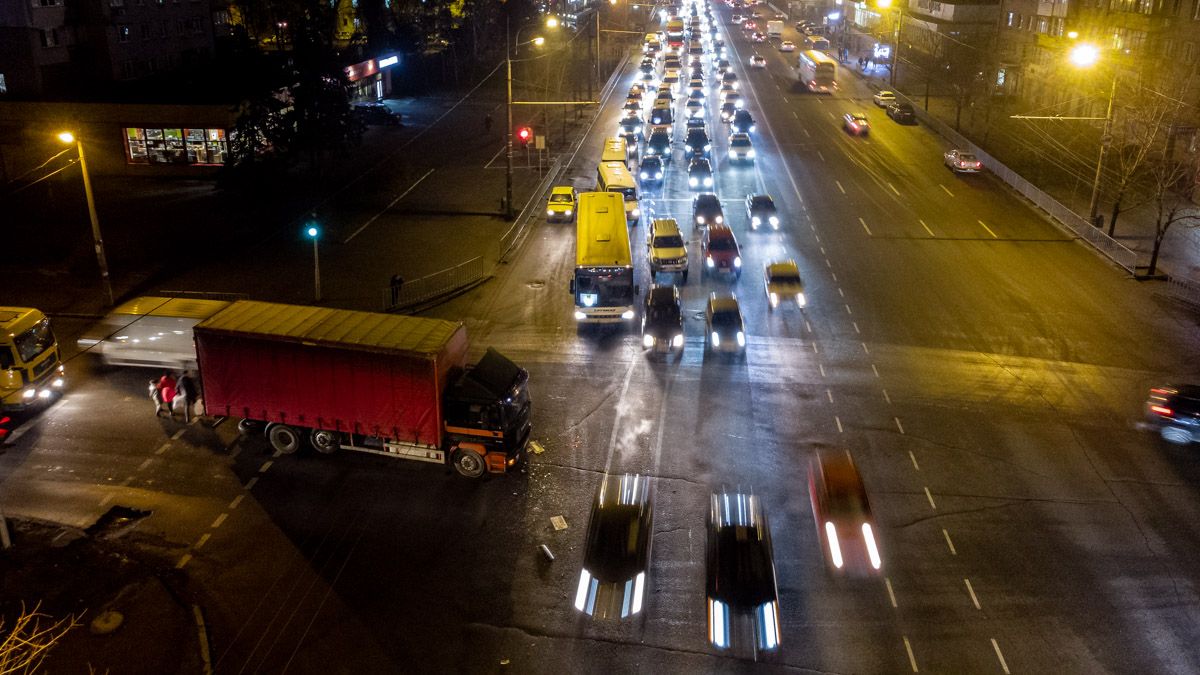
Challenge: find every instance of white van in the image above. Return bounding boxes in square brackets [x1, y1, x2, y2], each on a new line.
[76, 296, 231, 370]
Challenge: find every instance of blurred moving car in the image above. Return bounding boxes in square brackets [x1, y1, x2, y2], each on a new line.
[887, 102, 916, 124]
[688, 157, 715, 189]
[353, 102, 402, 126]
[707, 491, 780, 650]
[639, 156, 665, 186]
[728, 133, 755, 164]
[873, 90, 896, 107]
[546, 185, 578, 222]
[575, 473, 654, 618]
[704, 294, 747, 357]
[779, 40, 796, 52]
[693, 193, 725, 228]
[701, 224, 742, 280]
[944, 149, 983, 173]
[641, 285, 684, 354]
[764, 260, 805, 310]
[76, 296, 230, 370]
[745, 193, 779, 230]
[750, 54, 767, 68]
[1145, 385, 1200, 444]
[647, 218, 689, 283]
[809, 450, 883, 576]
[843, 112, 870, 135]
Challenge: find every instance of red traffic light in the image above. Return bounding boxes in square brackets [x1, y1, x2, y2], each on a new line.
[517, 126, 532, 145]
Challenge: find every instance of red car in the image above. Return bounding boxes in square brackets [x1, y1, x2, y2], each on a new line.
[743, 20, 757, 31]
[809, 450, 883, 577]
[701, 225, 742, 279]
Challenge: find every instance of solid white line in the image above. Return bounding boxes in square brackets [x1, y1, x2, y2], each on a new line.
[888, 182, 900, 195]
[909, 450, 920, 470]
[885, 577, 898, 608]
[943, 528, 957, 555]
[859, 217, 872, 235]
[826, 389, 834, 403]
[258, 460, 273, 473]
[836, 180, 846, 194]
[925, 487, 937, 510]
[835, 416, 844, 433]
[883, 389, 892, 404]
[919, 219, 935, 236]
[228, 495, 244, 510]
[195, 533, 211, 549]
[903, 636, 919, 672]
[964, 578, 982, 610]
[171, 429, 185, 440]
[978, 219, 998, 238]
[991, 639, 1011, 674]
[244, 477, 259, 491]
[344, 168, 435, 243]
[894, 417, 905, 434]
[155, 442, 171, 455]
[210, 513, 228, 529]
[940, 184, 954, 197]
[175, 553, 192, 569]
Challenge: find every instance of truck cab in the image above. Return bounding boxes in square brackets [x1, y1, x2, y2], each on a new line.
[0, 307, 65, 411]
[441, 348, 533, 476]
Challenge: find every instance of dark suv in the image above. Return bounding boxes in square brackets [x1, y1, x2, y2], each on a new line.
[1145, 385, 1200, 444]
[887, 102, 916, 124]
[692, 193, 725, 229]
[684, 128, 712, 160]
[645, 129, 672, 162]
[642, 285, 684, 355]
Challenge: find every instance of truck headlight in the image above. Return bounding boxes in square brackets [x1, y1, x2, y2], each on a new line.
[747, 149, 755, 158]
[22, 388, 36, 399]
[52, 377, 65, 388]
[672, 334, 684, 347]
[769, 216, 779, 226]
[736, 331, 745, 347]
[574, 311, 587, 321]
[769, 292, 779, 307]
[751, 216, 761, 226]
[706, 256, 715, 268]
[711, 331, 720, 347]
[733, 256, 742, 268]
[797, 293, 806, 306]
[643, 333, 656, 348]
[621, 310, 636, 320]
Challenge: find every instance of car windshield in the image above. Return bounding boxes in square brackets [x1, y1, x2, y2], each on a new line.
[584, 504, 648, 580]
[731, 138, 751, 149]
[708, 238, 735, 251]
[752, 197, 772, 209]
[696, 196, 719, 210]
[650, 133, 669, 144]
[13, 319, 56, 363]
[654, 235, 684, 248]
[711, 309, 740, 326]
[771, 273, 801, 285]
[642, 158, 662, 168]
[550, 194, 572, 203]
[648, 304, 681, 322]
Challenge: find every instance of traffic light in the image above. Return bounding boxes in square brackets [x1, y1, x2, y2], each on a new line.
[517, 126, 532, 147]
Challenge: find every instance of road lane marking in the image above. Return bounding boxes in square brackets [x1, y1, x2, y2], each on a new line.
[835, 416, 844, 433]
[344, 168, 435, 243]
[909, 451, 920, 470]
[782, 96, 789, 103]
[888, 182, 900, 195]
[819, 363, 826, 377]
[964, 578, 981, 609]
[820, 246, 827, 255]
[885, 577, 898, 607]
[155, 442, 171, 455]
[826, 389, 834, 403]
[228, 495, 244, 510]
[806, 320, 814, 333]
[176, 553, 192, 569]
[244, 477, 259, 491]
[903, 636, 919, 672]
[845, 304, 854, 316]
[99, 493, 114, 507]
[978, 220, 998, 238]
[258, 461, 273, 473]
[861, 342, 870, 355]
[826, 259, 832, 268]
[137, 458, 153, 471]
[852, 321, 860, 333]
[836, 180, 846, 194]
[883, 389, 892, 404]
[817, 150, 826, 162]
[991, 639, 1011, 674]
[859, 217, 872, 235]
[925, 487, 937, 510]
[943, 529, 957, 554]
[211, 513, 228, 529]
[919, 219, 935, 237]
[872, 364, 880, 377]
[940, 184, 954, 197]
[894, 417, 905, 434]
[794, 112, 801, 120]
[171, 429, 185, 440]
[195, 533, 211, 549]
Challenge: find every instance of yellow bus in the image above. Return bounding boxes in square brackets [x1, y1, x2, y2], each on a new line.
[571, 192, 637, 325]
[596, 161, 642, 226]
[601, 137, 630, 167]
[1, 307, 65, 411]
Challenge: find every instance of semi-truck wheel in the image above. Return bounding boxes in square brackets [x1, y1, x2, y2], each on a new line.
[310, 429, 341, 454]
[267, 424, 301, 454]
[452, 448, 486, 478]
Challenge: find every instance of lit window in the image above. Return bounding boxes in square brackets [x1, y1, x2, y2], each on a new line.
[117, 24, 130, 42]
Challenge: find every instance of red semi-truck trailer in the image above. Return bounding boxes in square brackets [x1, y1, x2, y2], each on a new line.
[194, 301, 531, 478]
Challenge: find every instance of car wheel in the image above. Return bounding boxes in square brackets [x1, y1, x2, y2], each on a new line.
[1162, 425, 1193, 445]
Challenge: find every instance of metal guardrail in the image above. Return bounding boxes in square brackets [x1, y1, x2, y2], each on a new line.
[1167, 275, 1200, 307]
[381, 256, 488, 311]
[901, 95, 1140, 273]
[498, 156, 565, 262]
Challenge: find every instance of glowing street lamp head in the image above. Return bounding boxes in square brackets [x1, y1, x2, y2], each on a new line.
[533, 36, 545, 47]
[306, 226, 319, 238]
[876, 0, 893, 8]
[1070, 43, 1100, 67]
[1067, 30, 1079, 39]
[57, 131, 76, 144]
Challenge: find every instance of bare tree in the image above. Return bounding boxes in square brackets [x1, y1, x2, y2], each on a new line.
[1144, 132, 1200, 276]
[0, 603, 80, 674]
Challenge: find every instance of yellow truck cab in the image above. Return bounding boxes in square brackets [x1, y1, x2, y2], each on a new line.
[0, 307, 65, 411]
[546, 185, 578, 223]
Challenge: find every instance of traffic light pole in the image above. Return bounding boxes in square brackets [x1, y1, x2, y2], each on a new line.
[505, 16, 515, 221]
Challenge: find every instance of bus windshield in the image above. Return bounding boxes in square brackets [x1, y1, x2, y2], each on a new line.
[13, 319, 56, 364]
[609, 187, 638, 201]
[575, 269, 635, 307]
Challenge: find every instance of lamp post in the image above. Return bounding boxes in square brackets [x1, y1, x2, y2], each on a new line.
[306, 219, 321, 302]
[57, 131, 113, 306]
[505, 16, 550, 221]
[876, 0, 903, 87]
[1069, 43, 1114, 227]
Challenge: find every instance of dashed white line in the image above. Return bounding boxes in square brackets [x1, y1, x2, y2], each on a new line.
[939, 184, 954, 197]
[845, 304, 853, 315]
[964, 578, 982, 610]
[852, 321, 860, 333]
[171, 429, 185, 441]
[195, 533, 211, 549]
[826, 389, 834, 403]
[885, 577, 899, 608]
[977, 219, 998, 238]
[837, 287, 844, 297]
[859, 217, 872, 235]
[903, 636, 919, 672]
[228, 494, 245, 510]
[155, 442, 171, 455]
[825, 258, 832, 268]
[894, 417, 905, 434]
[835, 180, 846, 194]
[883, 389, 892, 404]
[782, 96, 789, 103]
[909, 450, 920, 470]
[176, 553, 192, 570]
[991, 638, 1011, 674]
[924, 487, 937, 510]
[818, 363, 826, 377]
[806, 320, 814, 333]
[98, 493, 114, 507]
[211, 513, 228, 529]
[244, 477, 259, 491]
[888, 182, 900, 196]
[861, 342, 870, 355]
[795, 112, 802, 121]
[831, 272, 837, 282]
[943, 529, 958, 555]
[258, 460, 274, 474]
[817, 150, 826, 162]
[137, 458, 153, 471]
[871, 364, 880, 377]
[919, 219, 935, 237]
[835, 416, 844, 433]
[820, 246, 827, 255]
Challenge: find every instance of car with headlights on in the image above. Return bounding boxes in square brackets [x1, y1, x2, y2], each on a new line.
[647, 218, 689, 283]
[1144, 384, 1200, 445]
[944, 149, 983, 173]
[809, 450, 882, 577]
[719, 101, 738, 122]
[619, 114, 643, 141]
[750, 31, 766, 43]
[686, 117, 709, 134]
[641, 285, 684, 354]
[706, 490, 779, 650]
[684, 128, 712, 160]
[749, 54, 767, 68]
[764, 259, 804, 310]
[723, 90, 745, 109]
[843, 112, 870, 136]
[704, 294, 746, 357]
[645, 129, 672, 162]
[716, 58, 733, 75]
[779, 40, 796, 52]
[546, 185, 578, 223]
[688, 157, 714, 189]
[693, 193, 725, 229]
[728, 133, 755, 164]
[701, 224, 742, 280]
[639, 156, 665, 187]
[746, 193, 778, 230]
[730, 109, 756, 134]
[720, 71, 740, 90]
[575, 473, 654, 618]
[685, 97, 705, 119]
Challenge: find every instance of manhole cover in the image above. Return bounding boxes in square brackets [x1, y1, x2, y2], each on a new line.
[527, 280, 545, 289]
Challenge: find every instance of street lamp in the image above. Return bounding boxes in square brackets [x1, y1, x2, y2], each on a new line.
[305, 219, 321, 302]
[505, 17, 551, 220]
[874, 0, 903, 87]
[57, 131, 114, 306]
[1070, 42, 1115, 227]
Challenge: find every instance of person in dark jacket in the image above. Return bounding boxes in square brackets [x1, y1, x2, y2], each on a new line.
[175, 371, 197, 423]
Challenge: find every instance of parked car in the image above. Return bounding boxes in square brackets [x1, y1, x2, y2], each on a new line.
[944, 149, 983, 173]
[887, 102, 916, 124]
[873, 90, 897, 107]
[353, 102, 402, 126]
[684, 128, 712, 159]
[645, 129, 672, 161]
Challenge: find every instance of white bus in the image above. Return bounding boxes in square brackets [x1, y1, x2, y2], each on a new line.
[597, 161, 642, 226]
[798, 50, 837, 93]
[571, 192, 637, 325]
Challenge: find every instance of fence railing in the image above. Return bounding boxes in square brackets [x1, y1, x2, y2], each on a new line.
[381, 256, 488, 311]
[902, 94, 1140, 273]
[1167, 275, 1200, 307]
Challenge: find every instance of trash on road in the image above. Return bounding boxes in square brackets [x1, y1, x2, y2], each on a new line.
[539, 544, 555, 562]
[528, 440, 546, 455]
[550, 515, 568, 531]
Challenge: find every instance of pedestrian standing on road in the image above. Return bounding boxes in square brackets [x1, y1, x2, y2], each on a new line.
[158, 372, 177, 419]
[149, 379, 167, 417]
[390, 274, 405, 307]
[175, 371, 196, 423]
[484, 113, 493, 134]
